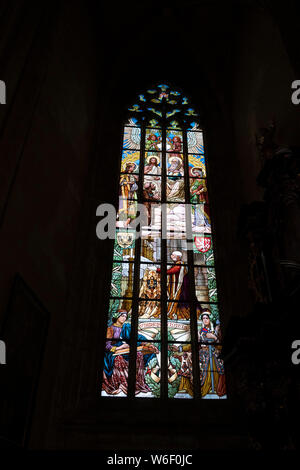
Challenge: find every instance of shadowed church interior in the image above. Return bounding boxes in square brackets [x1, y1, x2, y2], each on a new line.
[0, 0, 300, 451]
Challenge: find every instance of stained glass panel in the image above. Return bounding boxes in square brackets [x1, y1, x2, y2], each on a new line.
[117, 198, 138, 228]
[166, 130, 183, 152]
[139, 264, 161, 299]
[193, 234, 215, 266]
[106, 302, 132, 332]
[191, 204, 211, 232]
[166, 176, 185, 202]
[101, 83, 226, 400]
[166, 203, 186, 233]
[145, 129, 162, 150]
[199, 344, 226, 399]
[166, 154, 184, 176]
[101, 339, 130, 397]
[188, 154, 206, 176]
[138, 300, 161, 322]
[119, 174, 139, 200]
[167, 303, 191, 341]
[123, 125, 141, 150]
[166, 263, 189, 301]
[136, 341, 161, 398]
[110, 262, 134, 298]
[143, 177, 161, 201]
[194, 266, 217, 302]
[113, 230, 135, 261]
[167, 120, 181, 130]
[121, 150, 140, 173]
[144, 152, 161, 174]
[168, 343, 193, 398]
[141, 202, 161, 233]
[141, 235, 161, 263]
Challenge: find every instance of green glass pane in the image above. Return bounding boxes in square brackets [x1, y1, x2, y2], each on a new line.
[194, 266, 217, 303]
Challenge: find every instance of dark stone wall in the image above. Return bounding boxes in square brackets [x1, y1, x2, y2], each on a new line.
[0, 0, 99, 448]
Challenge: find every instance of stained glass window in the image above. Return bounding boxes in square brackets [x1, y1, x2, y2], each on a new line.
[101, 84, 227, 399]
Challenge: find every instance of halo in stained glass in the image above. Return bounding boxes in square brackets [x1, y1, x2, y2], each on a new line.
[188, 154, 206, 176]
[166, 109, 180, 119]
[114, 229, 136, 261]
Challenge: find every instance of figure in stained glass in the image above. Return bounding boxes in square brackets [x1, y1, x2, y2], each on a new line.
[143, 183, 160, 225]
[198, 310, 226, 398]
[156, 251, 189, 320]
[167, 155, 184, 176]
[144, 155, 161, 175]
[102, 310, 158, 396]
[190, 167, 211, 229]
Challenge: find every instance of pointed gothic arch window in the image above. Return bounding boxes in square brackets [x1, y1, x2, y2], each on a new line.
[100, 84, 227, 399]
